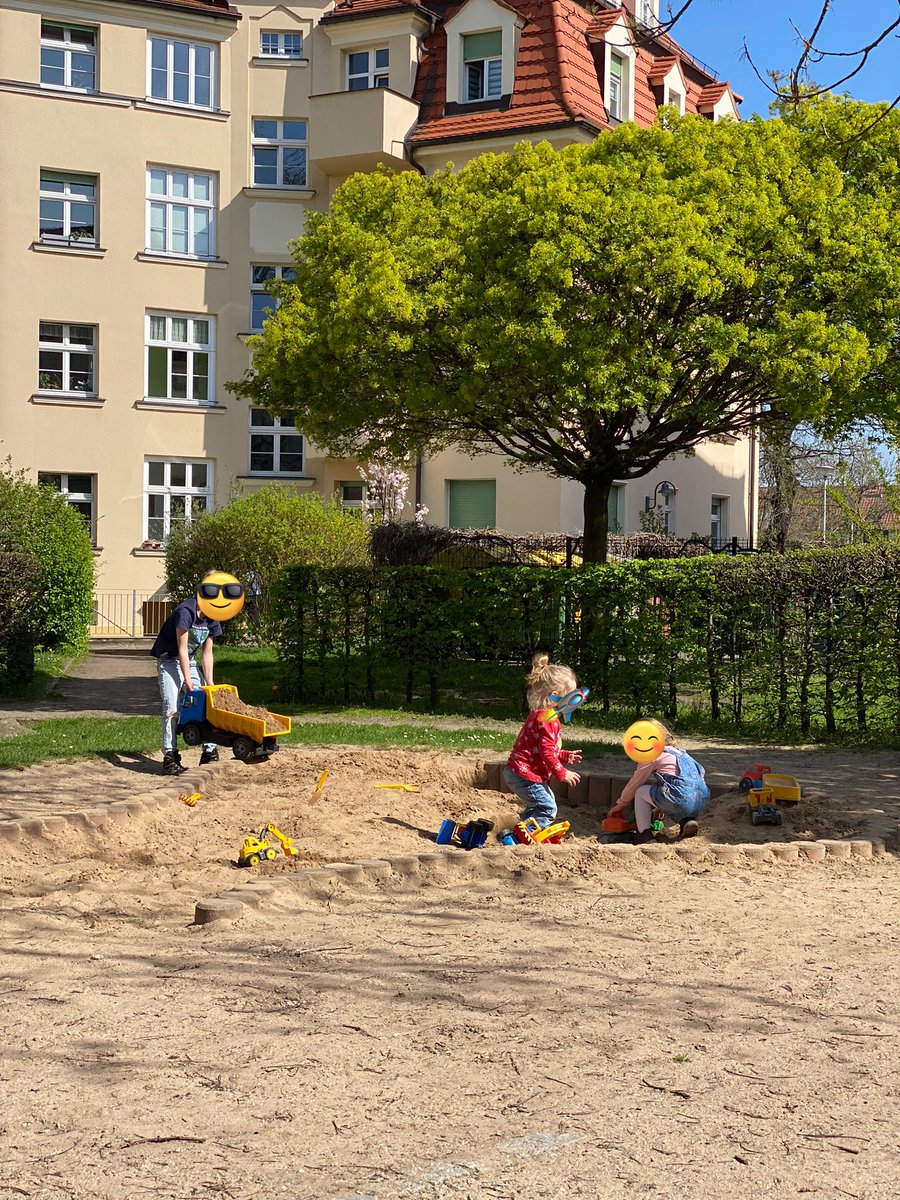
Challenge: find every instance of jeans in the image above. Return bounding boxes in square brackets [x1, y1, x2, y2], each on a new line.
[157, 657, 215, 756]
[503, 767, 557, 828]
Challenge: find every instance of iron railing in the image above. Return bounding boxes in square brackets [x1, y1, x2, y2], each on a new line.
[91, 591, 172, 639]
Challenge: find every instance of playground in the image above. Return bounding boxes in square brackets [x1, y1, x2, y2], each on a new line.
[0, 739, 898, 1198]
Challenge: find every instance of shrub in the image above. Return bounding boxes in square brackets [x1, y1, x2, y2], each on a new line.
[0, 464, 95, 650]
[165, 485, 370, 641]
[0, 551, 42, 692]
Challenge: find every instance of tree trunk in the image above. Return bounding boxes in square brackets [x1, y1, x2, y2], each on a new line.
[582, 477, 613, 564]
[761, 423, 799, 552]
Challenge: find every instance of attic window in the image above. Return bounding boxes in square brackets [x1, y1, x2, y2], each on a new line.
[608, 52, 623, 120]
[463, 31, 502, 102]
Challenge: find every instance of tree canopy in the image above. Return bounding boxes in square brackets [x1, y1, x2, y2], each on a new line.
[232, 98, 900, 560]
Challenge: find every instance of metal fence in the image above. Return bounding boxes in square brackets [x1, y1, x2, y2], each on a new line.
[91, 591, 173, 639]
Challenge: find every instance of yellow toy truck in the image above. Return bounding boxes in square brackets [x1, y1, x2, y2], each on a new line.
[236, 823, 299, 868]
[177, 684, 291, 761]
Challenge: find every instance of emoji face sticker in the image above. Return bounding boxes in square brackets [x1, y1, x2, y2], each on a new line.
[197, 572, 245, 622]
[537, 687, 590, 724]
[623, 719, 666, 764]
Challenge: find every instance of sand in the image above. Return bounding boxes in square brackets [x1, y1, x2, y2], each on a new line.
[1, 742, 899, 1198]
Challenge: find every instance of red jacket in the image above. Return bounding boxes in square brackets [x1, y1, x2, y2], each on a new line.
[507, 710, 576, 783]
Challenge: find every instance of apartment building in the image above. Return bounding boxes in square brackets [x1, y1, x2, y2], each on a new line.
[1, 0, 752, 627]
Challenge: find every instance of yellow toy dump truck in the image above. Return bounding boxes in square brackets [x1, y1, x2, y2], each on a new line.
[177, 684, 291, 761]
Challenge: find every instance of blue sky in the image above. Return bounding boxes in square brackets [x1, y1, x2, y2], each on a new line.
[670, 0, 900, 116]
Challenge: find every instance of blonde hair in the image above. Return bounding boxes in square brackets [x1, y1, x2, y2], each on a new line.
[526, 653, 577, 711]
[650, 720, 678, 748]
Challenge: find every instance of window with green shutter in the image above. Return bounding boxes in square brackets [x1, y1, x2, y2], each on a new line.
[462, 31, 502, 102]
[448, 479, 496, 529]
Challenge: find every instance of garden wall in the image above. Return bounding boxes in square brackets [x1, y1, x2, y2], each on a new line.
[276, 547, 900, 737]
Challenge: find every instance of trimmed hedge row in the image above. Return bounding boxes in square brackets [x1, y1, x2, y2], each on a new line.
[0, 552, 42, 692]
[276, 546, 900, 736]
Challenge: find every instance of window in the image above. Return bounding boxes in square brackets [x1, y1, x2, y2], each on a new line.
[260, 31, 302, 58]
[39, 171, 97, 245]
[38, 473, 95, 542]
[250, 265, 296, 331]
[665, 86, 684, 115]
[608, 484, 624, 534]
[347, 48, 389, 90]
[608, 53, 624, 120]
[146, 313, 214, 403]
[711, 497, 728, 548]
[463, 32, 502, 102]
[249, 409, 304, 475]
[252, 119, 307, 187]
[448, 479, 496, 529]
[145, 459, 212, 543]
[639, 0, 657, 25]
[41, 22, 96, 91]
[339, 481, 368, 511]
[147, 167, 216, 258]
[148, 36, 215, 109]
[38, 322, 96, 394]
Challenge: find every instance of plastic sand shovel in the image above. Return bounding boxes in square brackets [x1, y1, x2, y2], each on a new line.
[180, 792, 200, 807]
[309, 768, 330, 805]
[373, 783, 420, 792]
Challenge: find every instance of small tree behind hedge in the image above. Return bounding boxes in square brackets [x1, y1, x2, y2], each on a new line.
[0, 464, 95, 650]
[165, 486, 370, 641]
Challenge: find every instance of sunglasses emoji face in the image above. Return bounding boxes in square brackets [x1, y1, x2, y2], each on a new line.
[623, 719, 666, 764]
[196, 572, 245, 621]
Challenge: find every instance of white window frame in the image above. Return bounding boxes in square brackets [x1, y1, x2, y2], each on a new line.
[260, 31, 303, 58]
[147, 35, 216, 110]
[711, 496, 728, 548]
[40, 21, 97, 92]
[144, 458, 213, 544]
[248, 409, 304, 477]
[251, 119, 308, 188]
[39, 171, 97, 245]
[339, 480, 368, 511]
[462, 32, 502, 103]
[250, 265, 296, 331]
[346, 47, 390, 90]
[665, 86, 685, 115]
[146, 167, 216, 259]
[605, 33, 636, 123]
[38, 472, 96, 544]
[638, 0, 658, 26]
[608, 52, 625, 121]
[145, 312, 215, 405]
[38, 321, 97, 395]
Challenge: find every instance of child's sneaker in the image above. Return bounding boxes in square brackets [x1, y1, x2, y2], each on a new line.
[162, 752, 187, 777]
[632, 829, 656, 845]
[679, 819, 700, 840]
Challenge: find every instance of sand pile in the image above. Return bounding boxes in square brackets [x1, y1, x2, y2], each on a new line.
[212, 688, 289, 732]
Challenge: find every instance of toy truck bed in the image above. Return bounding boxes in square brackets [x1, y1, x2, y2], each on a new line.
[178, 685, 291, 759]
[203, 685, 291, 743]
[762, 773, 801, 803]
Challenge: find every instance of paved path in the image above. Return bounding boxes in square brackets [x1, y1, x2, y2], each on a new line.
[0, 640, 158, 731]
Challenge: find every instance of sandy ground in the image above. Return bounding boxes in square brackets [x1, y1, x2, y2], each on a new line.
[2, 745, 900, 1199]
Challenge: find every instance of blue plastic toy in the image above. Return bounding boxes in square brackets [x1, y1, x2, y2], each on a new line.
[435, 818, 494, 850]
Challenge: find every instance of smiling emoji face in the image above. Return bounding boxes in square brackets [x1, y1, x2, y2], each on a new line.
[197, 572, 245, 622]
[623, 719, 666, 764]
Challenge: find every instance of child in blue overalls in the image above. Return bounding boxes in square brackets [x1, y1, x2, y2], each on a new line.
[610, 725, 710, 843]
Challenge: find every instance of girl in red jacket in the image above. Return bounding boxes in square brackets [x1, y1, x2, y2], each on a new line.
[504, 653, 583, 828]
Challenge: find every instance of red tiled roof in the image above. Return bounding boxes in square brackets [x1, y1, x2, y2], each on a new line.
[321, 0, 434, 24]
[118, 0, 239, 18]
[407, 0, 733, 147]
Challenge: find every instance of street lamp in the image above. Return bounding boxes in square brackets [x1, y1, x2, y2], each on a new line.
[644, 480, 677, 534]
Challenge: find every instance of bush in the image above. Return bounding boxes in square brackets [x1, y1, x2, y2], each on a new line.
[165, 486, 370, 641]
[0, 464, 95, 650]
[0, 551, 42, 692]
[277, 547, 900, 739]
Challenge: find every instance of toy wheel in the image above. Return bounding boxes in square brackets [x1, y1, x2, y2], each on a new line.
[232, 736, 256, 761]
[751, 810, 760, 825]
[247, 854, 260, 867]
[773, 809, 784, 825]
[265, 849, 277, 861]
[739, 779, 751, 792]
[181, 722, 205, 747]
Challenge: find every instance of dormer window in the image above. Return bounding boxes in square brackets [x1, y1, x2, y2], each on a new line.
[463, 31, 502, 102]
[638, 0, 658, 25]
[347, 48, 389, 90]
[260, 31, 302, 59]
[608, 52, 624, 120]
[666, 87, 683, 114]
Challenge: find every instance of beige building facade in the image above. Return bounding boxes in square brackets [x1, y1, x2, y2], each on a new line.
[1, 0, 755, 630]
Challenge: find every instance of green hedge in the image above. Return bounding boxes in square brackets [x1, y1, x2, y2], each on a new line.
[0, 551, 42, 692]
[276, 547, 900, 737]
[0, 467, 94, 650]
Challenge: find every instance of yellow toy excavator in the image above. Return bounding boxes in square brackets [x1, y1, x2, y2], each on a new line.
[236, 823, 299, 868]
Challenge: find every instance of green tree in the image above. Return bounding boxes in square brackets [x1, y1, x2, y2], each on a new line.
[232, 100, 900, 561]
[0, 462, 95, 649]
[164, 485, 370, 640]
